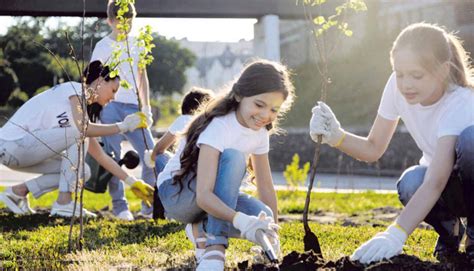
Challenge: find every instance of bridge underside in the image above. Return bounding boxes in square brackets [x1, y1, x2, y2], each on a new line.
[0, 0, 336, 19]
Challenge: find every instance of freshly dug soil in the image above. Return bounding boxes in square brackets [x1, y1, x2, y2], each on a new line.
[239, 250, 473, 270]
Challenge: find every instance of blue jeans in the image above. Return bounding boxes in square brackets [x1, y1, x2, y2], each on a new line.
[158, 149, 273, 248]
[100, 101, 155, 215]
[397, 126, 474, 242]
[155, 152, 172, 173]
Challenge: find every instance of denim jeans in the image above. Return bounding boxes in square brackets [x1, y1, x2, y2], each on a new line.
[397, 125, 474, 242]
[158, 149, 273, 248]
[155, 152, 172, 174]
[100, 101, 155, 215]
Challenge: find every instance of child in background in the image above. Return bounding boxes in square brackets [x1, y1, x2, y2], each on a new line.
[157, 60, 295, 270]
[91, 0, 155, 221]
[310, 22, 474, 264]
[143, 87, 214, 172]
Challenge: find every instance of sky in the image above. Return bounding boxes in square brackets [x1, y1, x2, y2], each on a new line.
[0, 16, 257, 42]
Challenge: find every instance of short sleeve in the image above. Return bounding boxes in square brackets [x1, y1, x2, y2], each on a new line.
[168, 116, 191, 135]
[253, 131, 269, 155]
[437, 93, 474, 138]
[197, 119, 227, 152]
[377, 73, 400, 120]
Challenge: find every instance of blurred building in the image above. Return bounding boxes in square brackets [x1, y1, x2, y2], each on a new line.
[177, 38, 254, 93]
[279, 0, 474, 68]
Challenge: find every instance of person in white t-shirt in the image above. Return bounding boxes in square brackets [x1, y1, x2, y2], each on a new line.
[0, 61, 154, 218]
[90, 1, 155, 221]
[310, 23, 474, 264]
[143, 87, 214, 172]
[157, 60, 295, 270]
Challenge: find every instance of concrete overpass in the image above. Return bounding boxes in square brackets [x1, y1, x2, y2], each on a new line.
[0, 0, 336, 19]
[0, 0, 338, 61]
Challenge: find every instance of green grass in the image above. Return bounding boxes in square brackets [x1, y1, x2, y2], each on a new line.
[0, 188, 402, 215]
[1, 188, 429, 269]
[277, 190, 402, 215]
[1, 219, 437, 269]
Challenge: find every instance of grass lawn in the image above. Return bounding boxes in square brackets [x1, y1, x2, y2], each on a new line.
[1, 189, 436, 270]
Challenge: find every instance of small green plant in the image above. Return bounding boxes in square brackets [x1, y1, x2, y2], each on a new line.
[283, 153, 310, 190]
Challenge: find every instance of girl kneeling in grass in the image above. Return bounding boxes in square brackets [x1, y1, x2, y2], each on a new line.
[157, 60, 294, 270]
[310, 22, 474, 264]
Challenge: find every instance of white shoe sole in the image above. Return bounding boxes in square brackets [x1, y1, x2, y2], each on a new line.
[0, 193, 26, 214]
[50, 209, 97, 218]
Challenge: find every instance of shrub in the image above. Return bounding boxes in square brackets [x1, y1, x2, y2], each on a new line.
[283, 153, 310, 190]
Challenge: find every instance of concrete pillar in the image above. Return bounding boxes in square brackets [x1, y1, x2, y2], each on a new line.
[254, 14, 280, 61]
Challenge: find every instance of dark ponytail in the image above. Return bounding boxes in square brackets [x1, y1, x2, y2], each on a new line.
[83, 60, 119, 85]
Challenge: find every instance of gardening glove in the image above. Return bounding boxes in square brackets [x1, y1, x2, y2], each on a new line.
[143, 149, 155, 168]
[233, 211, 280, 247]
[141, 105, 154, 128]
[350, 223, 408, 264]
[117, 112, 148, 133]
[309, 101, 345, 146]
[124, 176, 154, 207]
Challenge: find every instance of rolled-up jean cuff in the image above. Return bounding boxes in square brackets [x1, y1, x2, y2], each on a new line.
[205, 235, 229, 248]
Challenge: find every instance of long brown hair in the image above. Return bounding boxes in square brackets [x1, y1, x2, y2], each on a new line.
[390, 22, 474, 89]
[172, 59, 295, 192]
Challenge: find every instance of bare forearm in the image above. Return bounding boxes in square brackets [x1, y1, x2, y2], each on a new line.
[93, 152, 128, 181]
[337, 132, 383, 162]
[397, 182, 443, 234]
[257, 184, 278, 222]
[196, 192, 236, 222]
[138, 69, 150, 107]
[85, 123, 121, 137]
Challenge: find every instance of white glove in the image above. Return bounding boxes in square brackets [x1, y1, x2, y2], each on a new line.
[142, 105, 154, 128]
[233, 211, 280, 246]
[144, 149, 155, 168]
[309, 101, 345, 146]
[116, 112, 147, 133]
[350, 223, 408, 264]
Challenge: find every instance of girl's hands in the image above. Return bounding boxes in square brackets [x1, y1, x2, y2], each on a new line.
[309, 101, 345, 146]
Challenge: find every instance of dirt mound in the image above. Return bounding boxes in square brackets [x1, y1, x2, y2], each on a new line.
[239, 250, 473, 270]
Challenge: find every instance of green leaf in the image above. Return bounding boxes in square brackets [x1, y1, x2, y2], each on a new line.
[313, 16, 326, 25]
[344, 29, 353, 37]
[120, 79, 132, 89]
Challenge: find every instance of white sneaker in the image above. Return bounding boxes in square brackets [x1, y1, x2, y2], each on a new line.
[115, 210, 134, 221]
[196, 250, 225, 271]
[50, 201, 97, 218]
[137, 210, 153, 219]
[0, 187, 36, 215]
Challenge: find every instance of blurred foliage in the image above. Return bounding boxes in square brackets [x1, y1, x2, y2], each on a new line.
[148, 35, 196, 95]
[284, 153, 310, 190]
[151, 96, 182, 128]
[283, 1, 396, 127]
[0, 17, 196, 110]
[7, 89, 29, 107]
[0, 49, 19, 106]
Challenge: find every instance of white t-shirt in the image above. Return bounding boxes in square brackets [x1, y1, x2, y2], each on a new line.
[0, 82, 81, 140]
[156, 111, 270, 187]
[378, 73, 474, 166]
[168, 115, 193, 135]
[91, 35, 142, 104]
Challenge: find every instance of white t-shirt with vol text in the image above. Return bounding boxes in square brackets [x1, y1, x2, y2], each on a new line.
[0, 82, 81, 141]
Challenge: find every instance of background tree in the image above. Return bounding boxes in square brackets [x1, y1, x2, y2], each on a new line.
[147, 35, 196, 96]
[0, 18, 52, 98]
[0, 49, 19, 106]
